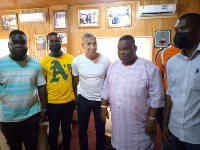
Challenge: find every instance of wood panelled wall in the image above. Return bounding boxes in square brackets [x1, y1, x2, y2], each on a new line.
[0, 0, 199, 61]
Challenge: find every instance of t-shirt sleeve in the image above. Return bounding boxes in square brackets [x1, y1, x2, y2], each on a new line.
[40, 59, 47, 77]
[101, 66, 111, 101]
[105, 58, 112, 74]
[72, 58, 79, 76]
[155, 52, 165, 78]
[37, 63, 46, 86]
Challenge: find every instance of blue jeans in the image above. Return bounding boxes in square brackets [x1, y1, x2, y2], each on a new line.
[48, 100, 75, 150]
[77, 94, 105, 150]
[170, 132, 200, 150]
[1, 113, 40, 150]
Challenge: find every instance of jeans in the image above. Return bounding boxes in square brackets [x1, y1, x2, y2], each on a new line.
[77, 94, 105, 150]
[170, 132, 200, 150]
[48, 100, 75, 150]
[1, 113, 40, 150]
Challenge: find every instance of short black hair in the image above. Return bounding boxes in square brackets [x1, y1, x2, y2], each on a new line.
[119, 35, 135, 44]
[47, 32, 61, 40]
[179, 13, 200, 28]
[9, 30, 26, 38]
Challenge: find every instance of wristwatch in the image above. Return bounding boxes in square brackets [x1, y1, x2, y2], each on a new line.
[148, 116, 157, 123]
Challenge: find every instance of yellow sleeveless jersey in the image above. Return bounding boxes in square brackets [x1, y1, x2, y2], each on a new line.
[40, 54, 74, 104]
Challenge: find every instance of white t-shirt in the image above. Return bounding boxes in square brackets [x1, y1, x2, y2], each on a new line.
[72, 53, 111, 101]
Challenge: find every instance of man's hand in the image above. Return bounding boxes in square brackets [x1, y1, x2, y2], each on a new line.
[40, 111, 47, 123]
[162, 125, 171, 145]
[145, 118, 156, 138]
[100, 107, 109, 124]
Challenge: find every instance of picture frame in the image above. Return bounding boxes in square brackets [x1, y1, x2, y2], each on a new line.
[78, 8, 100, 28]
[1, 14, 18, 30]
[155, 30, 171, 48]
[107, 5, 131, 28]
[53, 10, 67, 29]
[61, 45, 68, 53]
[58, 33, 67, 44]
[35, 35, 46, 50]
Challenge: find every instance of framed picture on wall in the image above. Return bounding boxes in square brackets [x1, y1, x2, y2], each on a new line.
[53, 10, 67, 29]
[78, 8, 100, 28]
[107, 5, 131, 28]
[1, 14, 18, 30]
[35, 35, 46, 50]
[61, 45, 68, 53]
[58, 33, 67, 44]
[155, 30, 171, 47]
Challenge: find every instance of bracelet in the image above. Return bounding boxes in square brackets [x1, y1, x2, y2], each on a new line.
[101, 105, 107, 108]
[148, 116, 157, 123]
[42, 108, 47, 112]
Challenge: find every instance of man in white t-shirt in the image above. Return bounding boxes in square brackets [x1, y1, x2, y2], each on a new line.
[72, 33, 111, 150]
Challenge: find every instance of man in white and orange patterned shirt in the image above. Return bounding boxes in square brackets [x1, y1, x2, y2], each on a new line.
[101, 35, 165, 150]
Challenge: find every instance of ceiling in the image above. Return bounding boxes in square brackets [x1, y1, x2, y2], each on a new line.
[0, 0, 139, 11]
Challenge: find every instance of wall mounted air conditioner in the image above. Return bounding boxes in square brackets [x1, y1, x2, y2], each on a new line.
[19, 12, 46, 23]
[140, 4, 176, 17]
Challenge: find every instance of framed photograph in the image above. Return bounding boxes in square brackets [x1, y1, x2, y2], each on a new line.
[54, 10, 67, 29]
[107, 5, 131, 28]
[1, 14, 18, 30]
[58, 33, 67, 44]
[78, 8, 100, 28]
[61, 45, 68, 53]
[155, 30, 171, 48]
[35, 35, 46, 50]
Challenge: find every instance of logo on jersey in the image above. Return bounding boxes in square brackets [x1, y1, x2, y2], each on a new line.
[50, 60, 71, 83]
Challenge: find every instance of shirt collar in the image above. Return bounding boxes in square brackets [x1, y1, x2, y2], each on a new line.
[177, 42, 200, 60]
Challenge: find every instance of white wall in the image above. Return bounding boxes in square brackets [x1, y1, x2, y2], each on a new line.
[97, 36, 153, 62]
[0, 39, 9, 58]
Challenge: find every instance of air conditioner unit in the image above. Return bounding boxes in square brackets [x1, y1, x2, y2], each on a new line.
[140, 4, 176, 17]
[19, 12, 46, 23]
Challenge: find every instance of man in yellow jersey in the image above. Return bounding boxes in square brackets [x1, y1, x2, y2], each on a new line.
[40, 32, 75, 150]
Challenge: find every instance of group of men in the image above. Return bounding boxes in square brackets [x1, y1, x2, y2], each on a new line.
[0, 12, 199, 150]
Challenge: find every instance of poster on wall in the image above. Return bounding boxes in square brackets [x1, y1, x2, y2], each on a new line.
[107, 5, 131, 28]
[54, 10, 67, 29]
[78, 8, 100, 28]
[61, 45, 67, 53]
[155, 30, 171, 47]
[35, 35, 46, 51]
[58, 33, 67, 44]
[1, 14, 18, 30]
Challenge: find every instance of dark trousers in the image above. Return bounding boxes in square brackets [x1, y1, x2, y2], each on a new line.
[170, 132, 200, 150]
[157, 108, 170, 150]
[48, 100, 75, 150]
[1, 113, 40, 150]
[77, 94, 105, 150]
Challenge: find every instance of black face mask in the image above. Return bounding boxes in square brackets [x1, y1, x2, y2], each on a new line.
[49, 43, 61, 53]
[173, 32, 189, 49]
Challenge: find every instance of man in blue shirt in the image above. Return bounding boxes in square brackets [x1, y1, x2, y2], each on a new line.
[163, 13, 200, 150]
[0, 30, 47, 150]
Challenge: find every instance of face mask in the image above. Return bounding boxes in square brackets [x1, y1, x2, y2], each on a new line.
[173, 32, 188, 49]
[49, 43, 61, 53]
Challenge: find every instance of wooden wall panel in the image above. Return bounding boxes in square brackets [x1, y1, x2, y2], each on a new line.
[0, 5, 67, 61]
[0, 0, 199, 61]
[67, 0, 200, 60]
